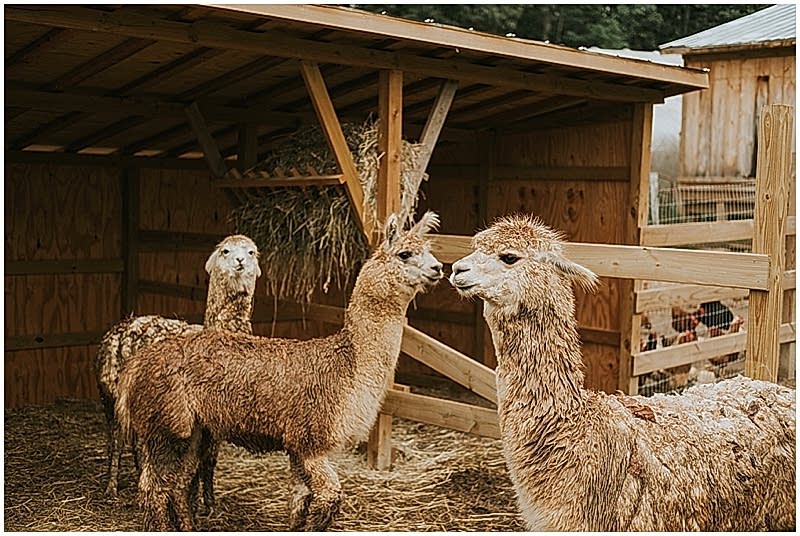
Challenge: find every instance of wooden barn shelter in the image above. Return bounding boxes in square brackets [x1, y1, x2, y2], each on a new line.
[5, 3, 712, 450]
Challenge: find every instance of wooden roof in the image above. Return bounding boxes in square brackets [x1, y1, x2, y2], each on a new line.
[5, 4, 709, 167]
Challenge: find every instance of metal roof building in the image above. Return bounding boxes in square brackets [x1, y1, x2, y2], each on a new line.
[660, 3, 796, 54]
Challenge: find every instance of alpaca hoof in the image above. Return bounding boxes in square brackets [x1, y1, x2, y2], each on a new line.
[104, 482, 118, 498]
[288, 494, 312, 531]
[303, 492, 342, 531]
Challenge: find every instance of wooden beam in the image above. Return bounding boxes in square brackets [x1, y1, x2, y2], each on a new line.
[121, 168, 139, 316]
[115, 47, 225, 95]
[746, 105, 793, 382]
[381, 389, 500, 439]
[5, 330, 107, 351]
[376, 68, 403, 238]
[401, 324, 497, 405]
[633, 323, 796, 376]
[300, 60, 371, 241]
[4, 259, 124, 275]
[4, 6, 671, 102]
[635, 285, 749, 313]
[184, 101, 229, 178]
[5, 149, 209, 170]
[407, 80, 458, 202]
[49, 37, 155, 91]
[215, 4, 707, 90]
[5, 86, 305, 126]
[215, 175, 345, 189]
[65, 116, 149, 154]
[641, 218, 797, 247]
[431, 235, 770, 290]
[7, 111, 84, 151]
[5, 28, 67, 69]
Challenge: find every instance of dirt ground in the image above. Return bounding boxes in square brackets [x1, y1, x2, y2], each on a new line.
[3, 396, 524, 532]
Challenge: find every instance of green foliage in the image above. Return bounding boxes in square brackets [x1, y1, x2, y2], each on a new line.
[352, 4, 768, 50]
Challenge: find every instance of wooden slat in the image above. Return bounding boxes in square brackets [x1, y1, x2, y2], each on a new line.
[635, 285, 749, 313]
[300, 60, 371, 241]
[381, 390, 500, 439]
[747, 105, 793, 381]
[367, 384, 409, 470]
[401, 325, 497, 405]
[430, 234, 770, 290]
[5, 330, 107, 351]
[408, 80, 458, 195]
[428, 164, 631, 181]
[5, 150, 209, 170]
[4, 259, 124, 275]
[185, 101, 229, 178]
[214, 175, 345, 189]
[4, 6, 673, 102]
[633, 323, 796, 376]
[784, 269, 796, 291]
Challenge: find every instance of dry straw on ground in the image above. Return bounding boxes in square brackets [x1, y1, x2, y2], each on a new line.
[3, 397, 524, 532]
[229, 120, 427, 303]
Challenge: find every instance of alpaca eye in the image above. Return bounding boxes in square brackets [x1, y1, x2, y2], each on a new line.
[500, 253, 520, 265]
[222, 249, 230, 255]
[248, 250, 255, 256]
[398, 251, 413, 260]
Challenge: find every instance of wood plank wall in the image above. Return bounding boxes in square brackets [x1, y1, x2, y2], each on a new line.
[6, 115, 636, 405]
[681, 51, 796, 178]
[5, 163, 122, 407]
[415, 118, 633, 393]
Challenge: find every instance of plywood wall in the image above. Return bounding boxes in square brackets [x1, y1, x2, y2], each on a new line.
[681, 51, 796, 178]
[5, 163, 121, 407]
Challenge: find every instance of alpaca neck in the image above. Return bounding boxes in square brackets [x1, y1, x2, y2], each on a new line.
[204, 280, 253, 334]
[487, 300, 586, 432]
[343, 275, 410, 377]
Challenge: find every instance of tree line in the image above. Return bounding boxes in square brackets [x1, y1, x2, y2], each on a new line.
[353, 4, 766, 50]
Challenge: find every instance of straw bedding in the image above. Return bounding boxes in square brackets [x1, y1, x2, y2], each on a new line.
[3, 395, 524, 532]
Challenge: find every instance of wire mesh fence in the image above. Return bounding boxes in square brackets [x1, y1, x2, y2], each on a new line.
[637, 179, 756, 396]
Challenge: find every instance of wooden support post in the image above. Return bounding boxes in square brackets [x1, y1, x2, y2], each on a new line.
[300, 60, 372, 242]
[376, 69, 403, 235]
[121, 167, 139, 316]
[779, 153, 796, 380]
[184, 102, 230, 178]
[367, 69, 404, 470]
[746, 104, 793, 381]
[367, 384, 410, 470]
[237, 123, 258, 172]
[619, 103, 653, 394]
[475, 129, 494, 367]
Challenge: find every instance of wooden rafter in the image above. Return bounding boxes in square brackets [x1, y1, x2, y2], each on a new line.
[184, 102, 232, 178]
[115, 47, 225, 94]
[65, 116, 148, 153]
[49, 37, 155, 91]
[5, 28, 67, 69]
[8, 111, 83, 150]
[300, 60, 371, 241]
[5, 6, 669, 102]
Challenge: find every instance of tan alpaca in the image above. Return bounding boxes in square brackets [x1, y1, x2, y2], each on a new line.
[95, 234, 261, 507]
[450, 214, 795, 531]
[115, 212, 443, 531]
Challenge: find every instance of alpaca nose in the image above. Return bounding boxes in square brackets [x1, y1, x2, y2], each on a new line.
[432, 263, 443, 275]
[236, 256, 244, 264]
[452, 261, 469, 275]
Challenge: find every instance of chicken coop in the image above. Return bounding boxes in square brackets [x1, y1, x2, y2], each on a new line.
[633, 4, 797, 395]
[8, 1, 793, 454]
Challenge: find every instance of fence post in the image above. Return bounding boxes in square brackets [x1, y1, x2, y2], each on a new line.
[745, 104, 793, 381]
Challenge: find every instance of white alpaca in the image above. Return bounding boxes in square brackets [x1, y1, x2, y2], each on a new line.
[95, 234, 261, 509]
[450, 214, 795, 531]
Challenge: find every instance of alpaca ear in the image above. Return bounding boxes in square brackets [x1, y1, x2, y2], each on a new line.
[205, 247, 220, 274]
[383, 213, 400, 248]
[536, 251, 598, 293]
[410, 211, 440, 236]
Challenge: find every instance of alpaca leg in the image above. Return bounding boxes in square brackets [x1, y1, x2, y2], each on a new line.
[199, 427, 218, 514]
[137, 457, 171, 531]
[170, 426, 203, 531]
[100, 391, 120, 497]
[287, 453, 312, 530]
[300, 455, 342, 531]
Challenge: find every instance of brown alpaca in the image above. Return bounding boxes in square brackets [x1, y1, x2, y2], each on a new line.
[115, 212, 443, 531]
[95, 234, 261, 507]
[450, 214, 795, 531]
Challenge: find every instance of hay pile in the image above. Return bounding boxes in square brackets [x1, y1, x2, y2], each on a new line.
[4, 396, 524, 532]
[230, 120, 427, 302]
